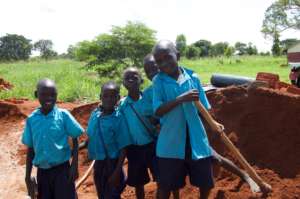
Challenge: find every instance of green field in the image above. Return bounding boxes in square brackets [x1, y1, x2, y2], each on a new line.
[0, 56, 289, 102]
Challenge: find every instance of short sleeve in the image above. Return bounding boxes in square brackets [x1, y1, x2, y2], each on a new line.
[22, 119, 33, 148]
[152, 77, 165, 114]
[193, 74, 211, 110]
[62, 110, 84, 138]
[115, 114, 132, 150]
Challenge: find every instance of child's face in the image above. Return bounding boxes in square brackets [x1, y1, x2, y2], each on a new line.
[123, 70, 142, 91]
[153, 49, 178, 76]
[37, 86, 57, 112]
[100, 87, 120, 111]
[144, 57, 159, 81]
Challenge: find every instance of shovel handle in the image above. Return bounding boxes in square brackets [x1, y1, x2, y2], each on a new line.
[75, 160, 95, 189]
[194, 100, 271, 191]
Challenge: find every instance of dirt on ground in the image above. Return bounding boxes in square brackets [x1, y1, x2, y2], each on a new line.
[0, 78, 13, 91]
[0, 86, 299, 198]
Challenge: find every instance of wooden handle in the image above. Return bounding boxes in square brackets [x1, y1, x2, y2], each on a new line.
[75, 160, 95, 189]
[194, 101, 271, 191]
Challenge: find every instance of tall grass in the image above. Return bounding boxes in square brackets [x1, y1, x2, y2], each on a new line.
[0, 59, 101, 102]
[0, 56, 290, 102]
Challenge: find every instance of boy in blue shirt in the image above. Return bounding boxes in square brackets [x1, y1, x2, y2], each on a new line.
[144, 53, 261, 195]
[119, 67, 157, 199]
[85, 81, 131, 199]
[152, 40, 224, 199]
[22, 79, 84, 199]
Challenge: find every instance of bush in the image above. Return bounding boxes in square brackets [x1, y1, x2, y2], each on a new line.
[185, 46, 200, 59]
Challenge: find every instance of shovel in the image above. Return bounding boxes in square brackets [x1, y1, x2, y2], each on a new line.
[194, 101, 272, 193]
[75, 160, 95, 189]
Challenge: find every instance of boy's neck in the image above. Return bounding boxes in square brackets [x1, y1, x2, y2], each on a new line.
[101, 108, 114, 115]
[40, 107, 54, 115]
[169, 67, 181, 80]
[128, 90, 140, 101]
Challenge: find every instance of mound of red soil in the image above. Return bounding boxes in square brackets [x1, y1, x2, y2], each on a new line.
[0, 101, 26, 119]
[71, 102, 99, 128]
[0, 78, 13, 91]
[204, 86, 300, 198]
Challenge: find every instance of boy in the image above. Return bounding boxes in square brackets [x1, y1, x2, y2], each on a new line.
[85, 81, 131, 199]
[22, 79, 83, 199]
[143, 54, 260, 194]
[118, 67, 157, 199]
[152, 40, 223, 199]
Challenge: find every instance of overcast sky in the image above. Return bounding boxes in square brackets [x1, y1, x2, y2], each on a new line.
[1, 0, 298, 54]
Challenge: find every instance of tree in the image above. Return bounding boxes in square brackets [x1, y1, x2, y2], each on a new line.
[224, 46, 235, 57]
[185, 45, 200, 59]
[0, 34, 32, 61]
[110, 21, 156, 67]
[72, 21, 156, 79]
[210, 42, 229, 56]
[272, 31, 282, 56]
[246, 42, 258, 55]
[262, 0, 300, 39]
[175, 34, 187, 56]
[193, 40, 212, 57]
[34, 40, 57, 59]
[234, 42, 248, 55]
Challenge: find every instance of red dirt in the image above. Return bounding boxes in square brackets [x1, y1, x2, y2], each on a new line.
[0, 78, 13, 91]
[1, 86, 300, 198]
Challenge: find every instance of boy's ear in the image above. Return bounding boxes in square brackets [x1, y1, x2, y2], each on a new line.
[34, 90, 38, 98]
[177, 52, 181, 61]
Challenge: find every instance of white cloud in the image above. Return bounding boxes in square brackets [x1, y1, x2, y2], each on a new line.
[1, 0, 296, 54]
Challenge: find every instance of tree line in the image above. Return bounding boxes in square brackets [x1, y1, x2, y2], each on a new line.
[0, 34, 58, 62]
[1, 0, 299, 62]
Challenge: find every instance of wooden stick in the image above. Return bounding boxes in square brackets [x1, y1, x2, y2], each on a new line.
[194, 101, 272, 192]
[75, 160, 95, 189]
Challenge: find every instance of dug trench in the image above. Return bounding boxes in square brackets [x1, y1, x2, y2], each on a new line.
[0, 86, 299, 198]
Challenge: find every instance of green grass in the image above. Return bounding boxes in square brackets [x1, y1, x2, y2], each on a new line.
[0, 59, 101, 102]
[0, 56, 290, 102]
[180, 56, 289, 83]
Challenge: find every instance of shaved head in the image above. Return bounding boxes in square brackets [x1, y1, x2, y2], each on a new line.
[152, 40, 178, 56]
[36, 78, 57, 92]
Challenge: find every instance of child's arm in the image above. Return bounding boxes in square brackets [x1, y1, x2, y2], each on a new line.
[108, 148, 127, 186]
[155, 89, 199, 117]
[69, 138, 79, 182]
[25, 147, 35, 198]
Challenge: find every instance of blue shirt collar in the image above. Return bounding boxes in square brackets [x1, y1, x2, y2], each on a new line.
[95, 107, 118, 118]
[123, 93, 143, 105]
[35, 105, 58, 117]
[158, 66, 191, 84]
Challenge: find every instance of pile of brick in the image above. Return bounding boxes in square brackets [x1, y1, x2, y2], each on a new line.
[256, 72, 300, 95]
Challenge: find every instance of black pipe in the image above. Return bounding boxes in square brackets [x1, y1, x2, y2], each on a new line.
[210, 73, 254, 87]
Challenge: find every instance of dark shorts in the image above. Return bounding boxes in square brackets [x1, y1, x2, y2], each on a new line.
[126, 142, 157, 187]
[157, 126, 214, 191]
[37, 161, 76, 199]
[93, 159, 126, 199]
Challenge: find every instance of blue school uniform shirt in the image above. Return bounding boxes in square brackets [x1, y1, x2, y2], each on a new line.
[118, 95, 155, 145]
[142, 85, 154, 113]
[152, 67, 212, 160]
[22, 106, 84, 169]
[86, 108, 132, 160]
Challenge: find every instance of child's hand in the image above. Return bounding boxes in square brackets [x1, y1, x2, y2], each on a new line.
[68, 162, 79, 182]
[108, 171, 120, 187]
[213, 121, 224, 133]
[177, 89, 199, 103]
